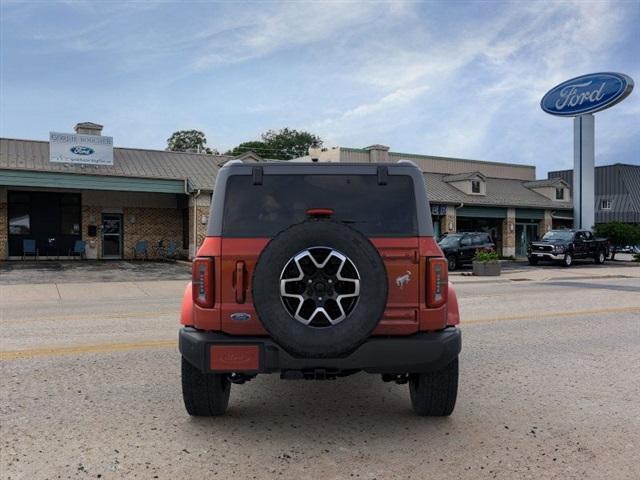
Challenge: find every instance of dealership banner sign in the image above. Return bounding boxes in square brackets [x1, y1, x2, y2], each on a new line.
[49, 132, 114, 165]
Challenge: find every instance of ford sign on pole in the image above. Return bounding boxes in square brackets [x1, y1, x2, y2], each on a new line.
[541, 72, 634, 116]
[541, 72, 634, 230]
[49, 132, 114, 166]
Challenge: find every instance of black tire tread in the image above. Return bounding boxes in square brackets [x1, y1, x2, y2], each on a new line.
[181, 357, 231, 416]
[409, 357, 458, 416]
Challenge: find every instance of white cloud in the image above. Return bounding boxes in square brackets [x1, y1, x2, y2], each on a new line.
[2, 0, 636, 173]
[190, 2, 406, 71]
[307, 0, 636, 174]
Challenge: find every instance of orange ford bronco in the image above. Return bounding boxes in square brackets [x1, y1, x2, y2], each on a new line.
[179, 161, 461, 416]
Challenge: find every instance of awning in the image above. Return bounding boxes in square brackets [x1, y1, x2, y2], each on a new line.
[457, 206, 506, 218]
[0, 169, 187, 194]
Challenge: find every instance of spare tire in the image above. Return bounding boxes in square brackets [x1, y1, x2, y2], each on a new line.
[252, 220, 388, 358]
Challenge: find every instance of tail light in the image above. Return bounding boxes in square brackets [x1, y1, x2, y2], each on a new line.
[426, 257, 448, 308]
[192, 257, 215, 308]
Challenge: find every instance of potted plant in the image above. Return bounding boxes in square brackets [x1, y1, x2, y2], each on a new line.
[472, 250, 501, 276]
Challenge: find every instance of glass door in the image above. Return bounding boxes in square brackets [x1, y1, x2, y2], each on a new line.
[516, 223, 539, 257]
[102, 214, 123, 259]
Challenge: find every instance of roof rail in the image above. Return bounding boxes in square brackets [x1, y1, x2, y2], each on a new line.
[397, 159, 419, 168]
[222, 159, 243, 167]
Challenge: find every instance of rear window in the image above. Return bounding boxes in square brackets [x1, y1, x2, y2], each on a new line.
[222, 174, 418, 237]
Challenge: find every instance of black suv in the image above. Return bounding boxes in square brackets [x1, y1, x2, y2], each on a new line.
[438, 232, 495, 271]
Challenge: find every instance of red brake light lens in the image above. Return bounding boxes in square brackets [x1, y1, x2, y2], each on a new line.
[427, 257, 448, 308]
[192, 257, 214, 308]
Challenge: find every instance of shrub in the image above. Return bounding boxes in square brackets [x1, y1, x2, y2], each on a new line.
[473, 250, 499, 262]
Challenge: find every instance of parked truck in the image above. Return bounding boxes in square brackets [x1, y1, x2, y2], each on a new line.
[527, 230, 609, 267]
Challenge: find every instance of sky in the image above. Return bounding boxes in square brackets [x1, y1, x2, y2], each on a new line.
[1, 0, 638, 176]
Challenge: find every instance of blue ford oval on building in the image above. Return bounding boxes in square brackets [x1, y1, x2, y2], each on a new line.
[70, 145, 95, 155]
[541, 72, 634, 117]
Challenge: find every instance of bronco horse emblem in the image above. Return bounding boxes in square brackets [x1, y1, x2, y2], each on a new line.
[395, 271, 412, 289]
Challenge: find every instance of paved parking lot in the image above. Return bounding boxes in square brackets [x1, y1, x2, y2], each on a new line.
[0, 260, 191, 285]
[1, 261, 640, 479]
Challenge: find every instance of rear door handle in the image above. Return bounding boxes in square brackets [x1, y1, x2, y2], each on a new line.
[235, 261, 246, 304]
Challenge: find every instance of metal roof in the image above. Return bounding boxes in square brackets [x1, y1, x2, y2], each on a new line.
[442, 171, 486, 182]
[549, 164, 640, 222]
[523, 178, 568, 188]
[424, 172, 573, 210]
[0, 137, 227, 191]
[0, 137, 573, 211]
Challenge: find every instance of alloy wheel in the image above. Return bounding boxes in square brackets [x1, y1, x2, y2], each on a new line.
[280, 247, 360, 327]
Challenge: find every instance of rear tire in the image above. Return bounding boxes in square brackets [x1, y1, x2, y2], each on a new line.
[447, 255, 457, 271]
[409, 357, 458, 416]
[595, 250, 606, 264]
[181, 357, 231, 416]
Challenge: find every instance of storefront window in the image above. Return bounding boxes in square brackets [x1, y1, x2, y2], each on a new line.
[8, 191, 81, 257]
[61, 208, 81, 234]
[8, 192, 30, 234]
[9, 209, 30, 234]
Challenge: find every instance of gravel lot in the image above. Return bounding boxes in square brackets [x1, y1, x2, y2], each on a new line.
[1, 263, 639, 479]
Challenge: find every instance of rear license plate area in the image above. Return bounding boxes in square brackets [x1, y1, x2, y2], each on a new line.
[210, 345, 260, 372]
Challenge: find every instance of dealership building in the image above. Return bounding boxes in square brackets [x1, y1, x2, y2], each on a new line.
[303, 145, 575, 256]
[0, 122, 583, 261]
[0, 123, 230, 261]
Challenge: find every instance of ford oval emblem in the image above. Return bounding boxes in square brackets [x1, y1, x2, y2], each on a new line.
[230, 312, 251, 322]
[541, 72, 634, 116]
[70, 146, 95, 155]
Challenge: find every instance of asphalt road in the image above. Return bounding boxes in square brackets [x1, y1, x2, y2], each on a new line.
[1, 272, 640, 479]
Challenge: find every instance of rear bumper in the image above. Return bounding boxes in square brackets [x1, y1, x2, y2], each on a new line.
[179, 327, 461, 375]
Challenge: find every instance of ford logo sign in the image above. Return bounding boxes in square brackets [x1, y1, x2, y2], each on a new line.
[70, 146, 95, 155]
[541, 72, 633, 116]
[230, 312, 251, 322]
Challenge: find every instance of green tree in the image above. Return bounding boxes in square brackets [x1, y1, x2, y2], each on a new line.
[593, 222, 640, 260]
[225, 141, 268, 157]
[226, 128, 322, 160]
[166, 130, 217, 154]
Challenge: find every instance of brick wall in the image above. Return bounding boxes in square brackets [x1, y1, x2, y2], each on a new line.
[81, 205, 103, 259]
[188, 194, 212, 258]
[501, 208, 516, 257]
[440, 205, 457, 234]
[539, 210, 553, 237]
[122, 207, 182, 260]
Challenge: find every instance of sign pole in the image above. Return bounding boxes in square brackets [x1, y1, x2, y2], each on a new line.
[540, 72, 633, 231]
[573, 114, 595, 229]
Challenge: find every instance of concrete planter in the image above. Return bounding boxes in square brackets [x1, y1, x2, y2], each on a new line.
[472, 260, 501, 276]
